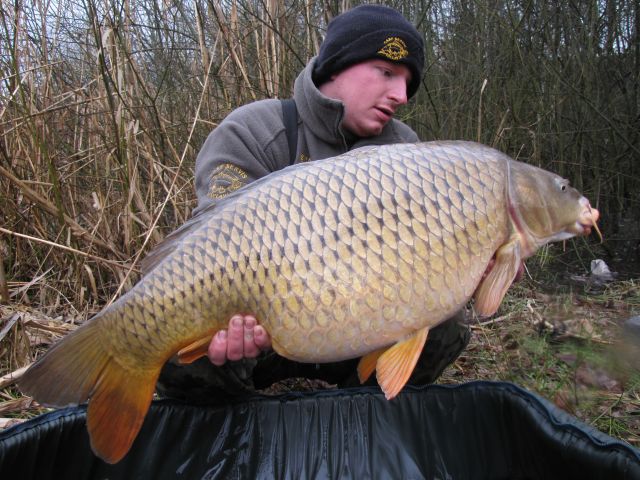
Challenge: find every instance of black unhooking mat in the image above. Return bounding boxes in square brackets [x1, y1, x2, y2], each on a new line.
[1, 381, 639, 479]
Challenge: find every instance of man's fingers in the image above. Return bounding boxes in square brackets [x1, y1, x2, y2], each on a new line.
[208, 330, 228, 366]
[254, 325, 272, 350]
[207, 314, 273, 366]
[225, 315, 245, 361]
[242, 316, 260, 358]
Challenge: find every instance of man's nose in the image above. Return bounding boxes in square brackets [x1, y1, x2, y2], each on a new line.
[388, 78, 408, 105]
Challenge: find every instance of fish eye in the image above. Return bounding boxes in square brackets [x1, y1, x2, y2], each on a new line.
[556, 178, 569, 192]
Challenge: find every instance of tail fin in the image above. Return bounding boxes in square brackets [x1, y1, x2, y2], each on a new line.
[19, 320, 159, 464]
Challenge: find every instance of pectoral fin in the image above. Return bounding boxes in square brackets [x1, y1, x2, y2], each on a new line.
[357, 347, 388, 383]
[474, 237, 522, 317]
[375, 326, 430, 400]
[177, 336, 214, 364]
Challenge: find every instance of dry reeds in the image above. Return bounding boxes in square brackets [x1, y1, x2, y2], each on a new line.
[0, 0, 638, 349]
[0, 0, 321, 310]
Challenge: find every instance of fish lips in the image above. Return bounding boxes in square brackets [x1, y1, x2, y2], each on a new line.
[573, 205, 600, 237]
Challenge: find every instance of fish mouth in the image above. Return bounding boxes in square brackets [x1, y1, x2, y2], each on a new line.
[573, 203, 601, 239]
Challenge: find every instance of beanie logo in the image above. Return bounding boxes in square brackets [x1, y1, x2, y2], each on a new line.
[377, 37, 409, 61]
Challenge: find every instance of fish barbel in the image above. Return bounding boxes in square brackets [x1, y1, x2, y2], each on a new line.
[19, 141, 599, 463]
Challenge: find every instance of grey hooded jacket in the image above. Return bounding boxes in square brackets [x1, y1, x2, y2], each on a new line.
[192, 57, 418, 215]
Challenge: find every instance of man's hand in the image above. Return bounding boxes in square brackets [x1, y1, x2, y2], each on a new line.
[208, 314, 272, 366]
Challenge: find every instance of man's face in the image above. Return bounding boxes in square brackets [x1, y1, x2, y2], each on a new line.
[319, 59, 412, 138]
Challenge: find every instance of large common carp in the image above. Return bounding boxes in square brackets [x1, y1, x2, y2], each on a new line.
[19, 141, 599, 463]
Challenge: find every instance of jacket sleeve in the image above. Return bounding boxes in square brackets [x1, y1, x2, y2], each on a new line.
[193, 100, 289, 215]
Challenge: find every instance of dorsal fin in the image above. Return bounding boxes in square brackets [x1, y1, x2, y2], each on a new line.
[140, 162, 314, 275]
[139, 203, 218, 275]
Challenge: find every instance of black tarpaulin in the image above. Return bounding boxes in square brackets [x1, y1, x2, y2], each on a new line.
[1, 381, 639, 479]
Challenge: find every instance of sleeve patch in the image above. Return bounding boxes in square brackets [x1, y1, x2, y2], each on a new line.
[208, 163, 249, 199]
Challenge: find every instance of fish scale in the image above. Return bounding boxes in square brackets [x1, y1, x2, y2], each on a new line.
[19, 140, 599, 464]
[102, 141, 508, 363]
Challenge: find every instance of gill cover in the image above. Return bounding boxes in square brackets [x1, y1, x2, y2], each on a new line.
[507, 161, 586, 255]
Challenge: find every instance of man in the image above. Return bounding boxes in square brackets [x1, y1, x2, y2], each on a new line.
[157, 5, 470, 401]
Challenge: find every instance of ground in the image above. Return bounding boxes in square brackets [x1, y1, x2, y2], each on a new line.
[442, 277, 640, 447]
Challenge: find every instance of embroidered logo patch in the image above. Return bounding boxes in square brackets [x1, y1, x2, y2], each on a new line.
[377, 37, 409, 61]
[298, 153, 310, 163]
[208, 163, 248, 199]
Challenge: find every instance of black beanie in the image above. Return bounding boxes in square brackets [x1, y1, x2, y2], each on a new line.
[313, 5, 425, 98]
